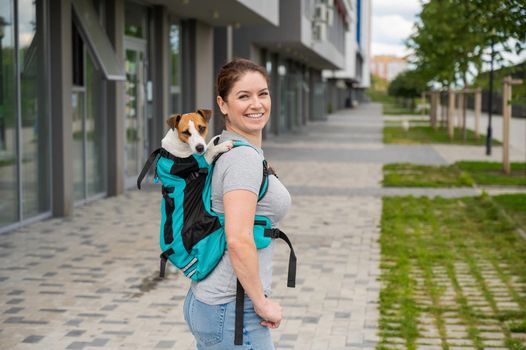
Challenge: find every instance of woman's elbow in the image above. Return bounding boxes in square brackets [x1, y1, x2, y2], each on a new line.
[227, 234, 254, 253]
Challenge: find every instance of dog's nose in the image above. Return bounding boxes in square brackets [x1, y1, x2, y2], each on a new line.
[196, 144, 205, 153]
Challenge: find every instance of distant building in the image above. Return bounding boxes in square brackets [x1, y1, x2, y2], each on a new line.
[371, 55, 408, 81]
[323, 0, 372, 109]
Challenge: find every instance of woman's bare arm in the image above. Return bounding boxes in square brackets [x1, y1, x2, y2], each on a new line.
[223, 189, 282, 327]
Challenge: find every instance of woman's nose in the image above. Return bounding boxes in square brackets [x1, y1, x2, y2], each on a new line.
[252, 96, 263, 108]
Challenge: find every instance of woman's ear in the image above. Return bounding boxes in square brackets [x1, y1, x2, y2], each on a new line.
[216, 96, 228, 115]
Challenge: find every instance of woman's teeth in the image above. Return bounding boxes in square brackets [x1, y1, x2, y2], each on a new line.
[245, 113, 263, 119]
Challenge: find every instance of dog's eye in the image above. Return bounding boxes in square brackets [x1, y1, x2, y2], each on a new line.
[199, 126, 206, 134]
[182, 130, 191, 136]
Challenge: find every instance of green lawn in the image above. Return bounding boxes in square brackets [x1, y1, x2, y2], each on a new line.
[384, 126, 500, 145]
[379, 194, 526, 349]
[368, 90, 420, 115]
[457, 161, 526, 186]
[383, 163, 474, 187]
[383, 162, 526, 187]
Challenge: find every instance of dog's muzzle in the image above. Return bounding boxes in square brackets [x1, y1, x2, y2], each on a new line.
[195, 144, 205, 153]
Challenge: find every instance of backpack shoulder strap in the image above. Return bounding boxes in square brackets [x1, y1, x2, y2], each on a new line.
[137, 148, 162, 189]
[230, 140, 269, 202]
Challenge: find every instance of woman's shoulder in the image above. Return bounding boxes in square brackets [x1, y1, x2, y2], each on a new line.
[217, 144, 263, 166]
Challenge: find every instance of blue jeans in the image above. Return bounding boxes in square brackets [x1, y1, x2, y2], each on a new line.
[183, 288, 275, 350]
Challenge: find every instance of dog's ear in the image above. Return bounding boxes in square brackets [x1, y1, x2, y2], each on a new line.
[166, 114, 182, 130]
[197, 109, 212, 122]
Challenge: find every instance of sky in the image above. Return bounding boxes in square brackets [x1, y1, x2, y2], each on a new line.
[370, 0, 526, 66]
[371, 0, 421, 58]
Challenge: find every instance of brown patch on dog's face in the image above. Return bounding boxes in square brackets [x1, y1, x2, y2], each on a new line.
[170, 111, 209, 143]
[166, 114, 182, 130]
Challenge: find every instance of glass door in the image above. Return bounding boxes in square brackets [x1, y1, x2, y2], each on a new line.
[124, 40, 147, 184]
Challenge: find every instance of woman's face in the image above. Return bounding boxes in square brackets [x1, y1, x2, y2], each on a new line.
[217, 71, 271, 137]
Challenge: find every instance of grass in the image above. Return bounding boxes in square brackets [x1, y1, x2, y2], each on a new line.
[384, 125, 501, 145]
[383, 162, 526, 187]
[368, 90, 421, 115]
[379, 194, 526, 349]
[493, 194, 526, 230]
[383, 163, 474, 187]
[457, 161, 526, 186]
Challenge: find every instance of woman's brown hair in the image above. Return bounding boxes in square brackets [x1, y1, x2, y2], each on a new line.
[216, 58, 269, 101]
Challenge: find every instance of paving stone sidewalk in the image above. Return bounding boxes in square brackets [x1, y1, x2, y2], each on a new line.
[1, 103, 523, 350]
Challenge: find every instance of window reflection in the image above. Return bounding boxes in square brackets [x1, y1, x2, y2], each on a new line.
[72, 20, 106, 201]
[19, 0, 50, 218]
[0, 3, 17, 227]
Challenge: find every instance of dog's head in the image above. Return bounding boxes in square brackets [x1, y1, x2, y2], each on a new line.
[166, 109, 212, 154]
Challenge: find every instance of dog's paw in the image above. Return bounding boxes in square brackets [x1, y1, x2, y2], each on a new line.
[218, 140, 234, 152]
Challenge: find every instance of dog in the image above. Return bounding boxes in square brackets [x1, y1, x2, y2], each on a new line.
[161, 109, 233, 164]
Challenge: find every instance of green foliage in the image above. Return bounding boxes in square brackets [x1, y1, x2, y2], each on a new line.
[370, 74, 389, 92]
[368, 89, 421, 115]
[388, 70, 427, 99]
[408, 0, 526, 88]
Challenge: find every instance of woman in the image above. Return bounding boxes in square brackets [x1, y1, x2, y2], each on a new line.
[183, 58, 291, 349]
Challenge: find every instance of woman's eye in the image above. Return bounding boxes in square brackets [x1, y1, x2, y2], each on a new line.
[239, 95, 248, 99]
[260, 91, 269, 96]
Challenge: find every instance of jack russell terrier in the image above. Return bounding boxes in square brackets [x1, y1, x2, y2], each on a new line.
[162, 109, 233, 164]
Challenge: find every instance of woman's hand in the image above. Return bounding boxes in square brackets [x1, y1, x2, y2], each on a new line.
[254, 298, 282, 328]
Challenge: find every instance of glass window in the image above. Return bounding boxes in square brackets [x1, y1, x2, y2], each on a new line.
[72, 88, 85, 201]
[169, 23, 181, 114]
[0, 2, 17, 227]
[85, 51, 105, 197]
[125, 2, 146, 39]
[19, 0, 50, 218]
[72, 21, 106, 201]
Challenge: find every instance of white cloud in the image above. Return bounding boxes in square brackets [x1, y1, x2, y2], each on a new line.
[372, 15, 415, 45]
[371, 0, 422, 57]
[372, 0, 421, 20]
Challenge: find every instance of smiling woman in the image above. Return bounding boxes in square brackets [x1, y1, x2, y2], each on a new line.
[216, 59, 271, 148]
[183, 58, 293, 349]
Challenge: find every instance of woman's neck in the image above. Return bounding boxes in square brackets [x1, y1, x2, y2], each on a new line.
[225, 126, 262, 148]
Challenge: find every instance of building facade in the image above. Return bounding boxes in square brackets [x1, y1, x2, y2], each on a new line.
[323, 0, 371, 110]
[0, 0, 364, 234]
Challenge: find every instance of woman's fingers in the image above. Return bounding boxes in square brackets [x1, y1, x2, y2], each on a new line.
[260, 320, 281, 329]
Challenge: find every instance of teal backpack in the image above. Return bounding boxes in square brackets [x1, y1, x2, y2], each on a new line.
[137, 139, 296, 345]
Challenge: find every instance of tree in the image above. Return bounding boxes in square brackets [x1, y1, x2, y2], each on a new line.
[408, 0, 525, 89]
[388, 70, 428, 110]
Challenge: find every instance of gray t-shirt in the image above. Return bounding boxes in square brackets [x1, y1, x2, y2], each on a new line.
[191, 130, 291, 305]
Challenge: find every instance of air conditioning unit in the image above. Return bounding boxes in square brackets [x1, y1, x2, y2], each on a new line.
[313, 4, 328, 23]
[312, 22, 327, 42]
